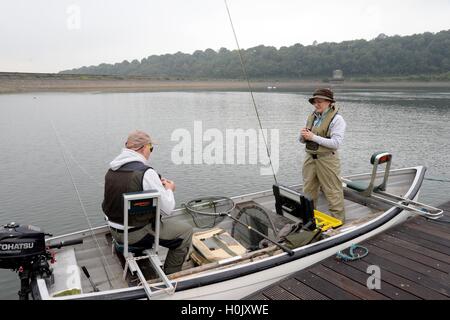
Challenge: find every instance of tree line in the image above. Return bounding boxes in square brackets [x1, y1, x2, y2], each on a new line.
[60, 30, 450, 79]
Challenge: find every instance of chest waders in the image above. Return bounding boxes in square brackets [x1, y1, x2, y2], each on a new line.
[302, 105, 345, 222]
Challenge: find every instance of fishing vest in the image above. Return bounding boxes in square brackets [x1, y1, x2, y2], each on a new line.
[102, 161, 158, 226]
[305, 105, 339, 155]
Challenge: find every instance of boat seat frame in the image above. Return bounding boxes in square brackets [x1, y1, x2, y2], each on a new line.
[118, 190, 175, 299]
[272, 184, 317, 230]
[346, 151, 392, 197]
[344, 153, 443, 219]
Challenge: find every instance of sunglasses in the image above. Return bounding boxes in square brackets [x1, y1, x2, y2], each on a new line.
[126, 142, 154, 152]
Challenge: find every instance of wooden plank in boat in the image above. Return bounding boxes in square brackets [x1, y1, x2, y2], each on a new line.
[294, 270, 359, 300]
[321, 259, 419, 300]
[309, 264, 388, 300]
[191, 228, 247, 264]
[190, 251, 210, 266]
[278, 277, 329, 300]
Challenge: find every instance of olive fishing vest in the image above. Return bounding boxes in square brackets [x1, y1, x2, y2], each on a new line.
[305, 105, 339, 155]
[102, 161, 157, 226]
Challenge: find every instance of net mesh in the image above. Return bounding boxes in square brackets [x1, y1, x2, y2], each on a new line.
[231, 203, 278, 250]
[183, 196, 235, 229]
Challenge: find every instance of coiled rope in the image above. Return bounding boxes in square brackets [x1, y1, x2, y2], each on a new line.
[336, 244, 369, 261]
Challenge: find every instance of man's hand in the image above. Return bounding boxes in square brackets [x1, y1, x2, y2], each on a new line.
[301, 128, 315, 141]
[161, 178, 176, 191]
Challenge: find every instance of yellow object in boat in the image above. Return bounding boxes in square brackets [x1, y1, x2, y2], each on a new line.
[314, 210, 343, 231]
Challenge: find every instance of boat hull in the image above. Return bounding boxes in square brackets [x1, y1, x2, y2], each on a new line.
[35, 166, 425, 300]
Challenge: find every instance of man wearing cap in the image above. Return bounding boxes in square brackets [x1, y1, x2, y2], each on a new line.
[102, 130, 193, 274]
[299, 88, 346, 222]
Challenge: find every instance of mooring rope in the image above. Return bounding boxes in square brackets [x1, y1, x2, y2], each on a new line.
[336, 244, 369, 261]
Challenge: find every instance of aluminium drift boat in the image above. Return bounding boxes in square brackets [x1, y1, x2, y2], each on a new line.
[0, 152, 443, 300]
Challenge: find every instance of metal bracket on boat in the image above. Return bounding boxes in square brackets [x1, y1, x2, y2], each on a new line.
[345, 152, 392, 197]
[371, 190, 443, 220]
[120, 191, 175, 299]
[342, 179, 443, 220]
[123, 250, 175, 299]
[342, 152, 443, 220]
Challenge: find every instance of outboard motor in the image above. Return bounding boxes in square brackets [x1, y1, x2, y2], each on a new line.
[0, 222, 53, 299]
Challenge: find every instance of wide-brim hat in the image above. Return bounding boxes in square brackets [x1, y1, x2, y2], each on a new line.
[308, 88, 335, 104]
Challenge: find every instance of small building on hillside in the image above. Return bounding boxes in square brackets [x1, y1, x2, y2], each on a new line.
[332, 69, 344, 81]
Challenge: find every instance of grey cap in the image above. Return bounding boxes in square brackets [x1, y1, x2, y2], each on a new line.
[125, 130, 156, 150]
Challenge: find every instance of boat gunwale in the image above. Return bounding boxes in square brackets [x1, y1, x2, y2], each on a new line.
[43, 166, 425, 300]
[45, 166, 422, 244]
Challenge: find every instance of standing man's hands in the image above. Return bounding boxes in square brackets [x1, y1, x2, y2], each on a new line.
[161, 178, 176, 191]
[301, 128, 315, 141]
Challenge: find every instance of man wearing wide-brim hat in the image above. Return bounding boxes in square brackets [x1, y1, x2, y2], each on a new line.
[299, 88, 346, 222]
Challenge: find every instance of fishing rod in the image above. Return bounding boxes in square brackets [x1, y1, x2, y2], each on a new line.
[222, 212, 295, 256]
[50, 119, 113, 289]
[223, 0, 278, 185]
[184, 197, 295, 255]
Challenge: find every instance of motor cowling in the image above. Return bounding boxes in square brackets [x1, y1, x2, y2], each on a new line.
[0, 222, 47, 270]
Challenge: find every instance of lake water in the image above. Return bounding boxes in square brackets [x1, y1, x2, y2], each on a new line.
[1, 88, 450, 299]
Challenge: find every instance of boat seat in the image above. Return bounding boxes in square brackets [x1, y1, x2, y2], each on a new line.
[273, 184, 343, 231]
[346, 180, 370, 192]
[116, 190, 174, 298]
[272, 184, 317, 231]
[112, 238, 146, 256]
[346, 151, 392, 197]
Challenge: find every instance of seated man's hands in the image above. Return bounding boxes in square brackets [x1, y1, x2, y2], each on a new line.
[161, 178, 176, 191]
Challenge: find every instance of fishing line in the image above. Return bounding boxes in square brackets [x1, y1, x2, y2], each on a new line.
[50, 119, 113, 289]
[60, 143, 104, 188]
[223, 0, 278, 184]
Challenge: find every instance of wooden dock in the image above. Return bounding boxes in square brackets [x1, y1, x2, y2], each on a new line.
[244, 201, 450, 300]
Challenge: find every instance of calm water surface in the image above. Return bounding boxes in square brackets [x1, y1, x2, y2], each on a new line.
[1, 88, 449, 299]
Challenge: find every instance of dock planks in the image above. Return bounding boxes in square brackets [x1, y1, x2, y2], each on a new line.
[244, 201, 450, 300]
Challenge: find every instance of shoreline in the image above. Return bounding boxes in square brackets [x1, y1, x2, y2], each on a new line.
[1, 73, 449, 94]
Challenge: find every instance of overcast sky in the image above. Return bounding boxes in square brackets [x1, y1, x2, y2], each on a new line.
[1, 0, 449, 73]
